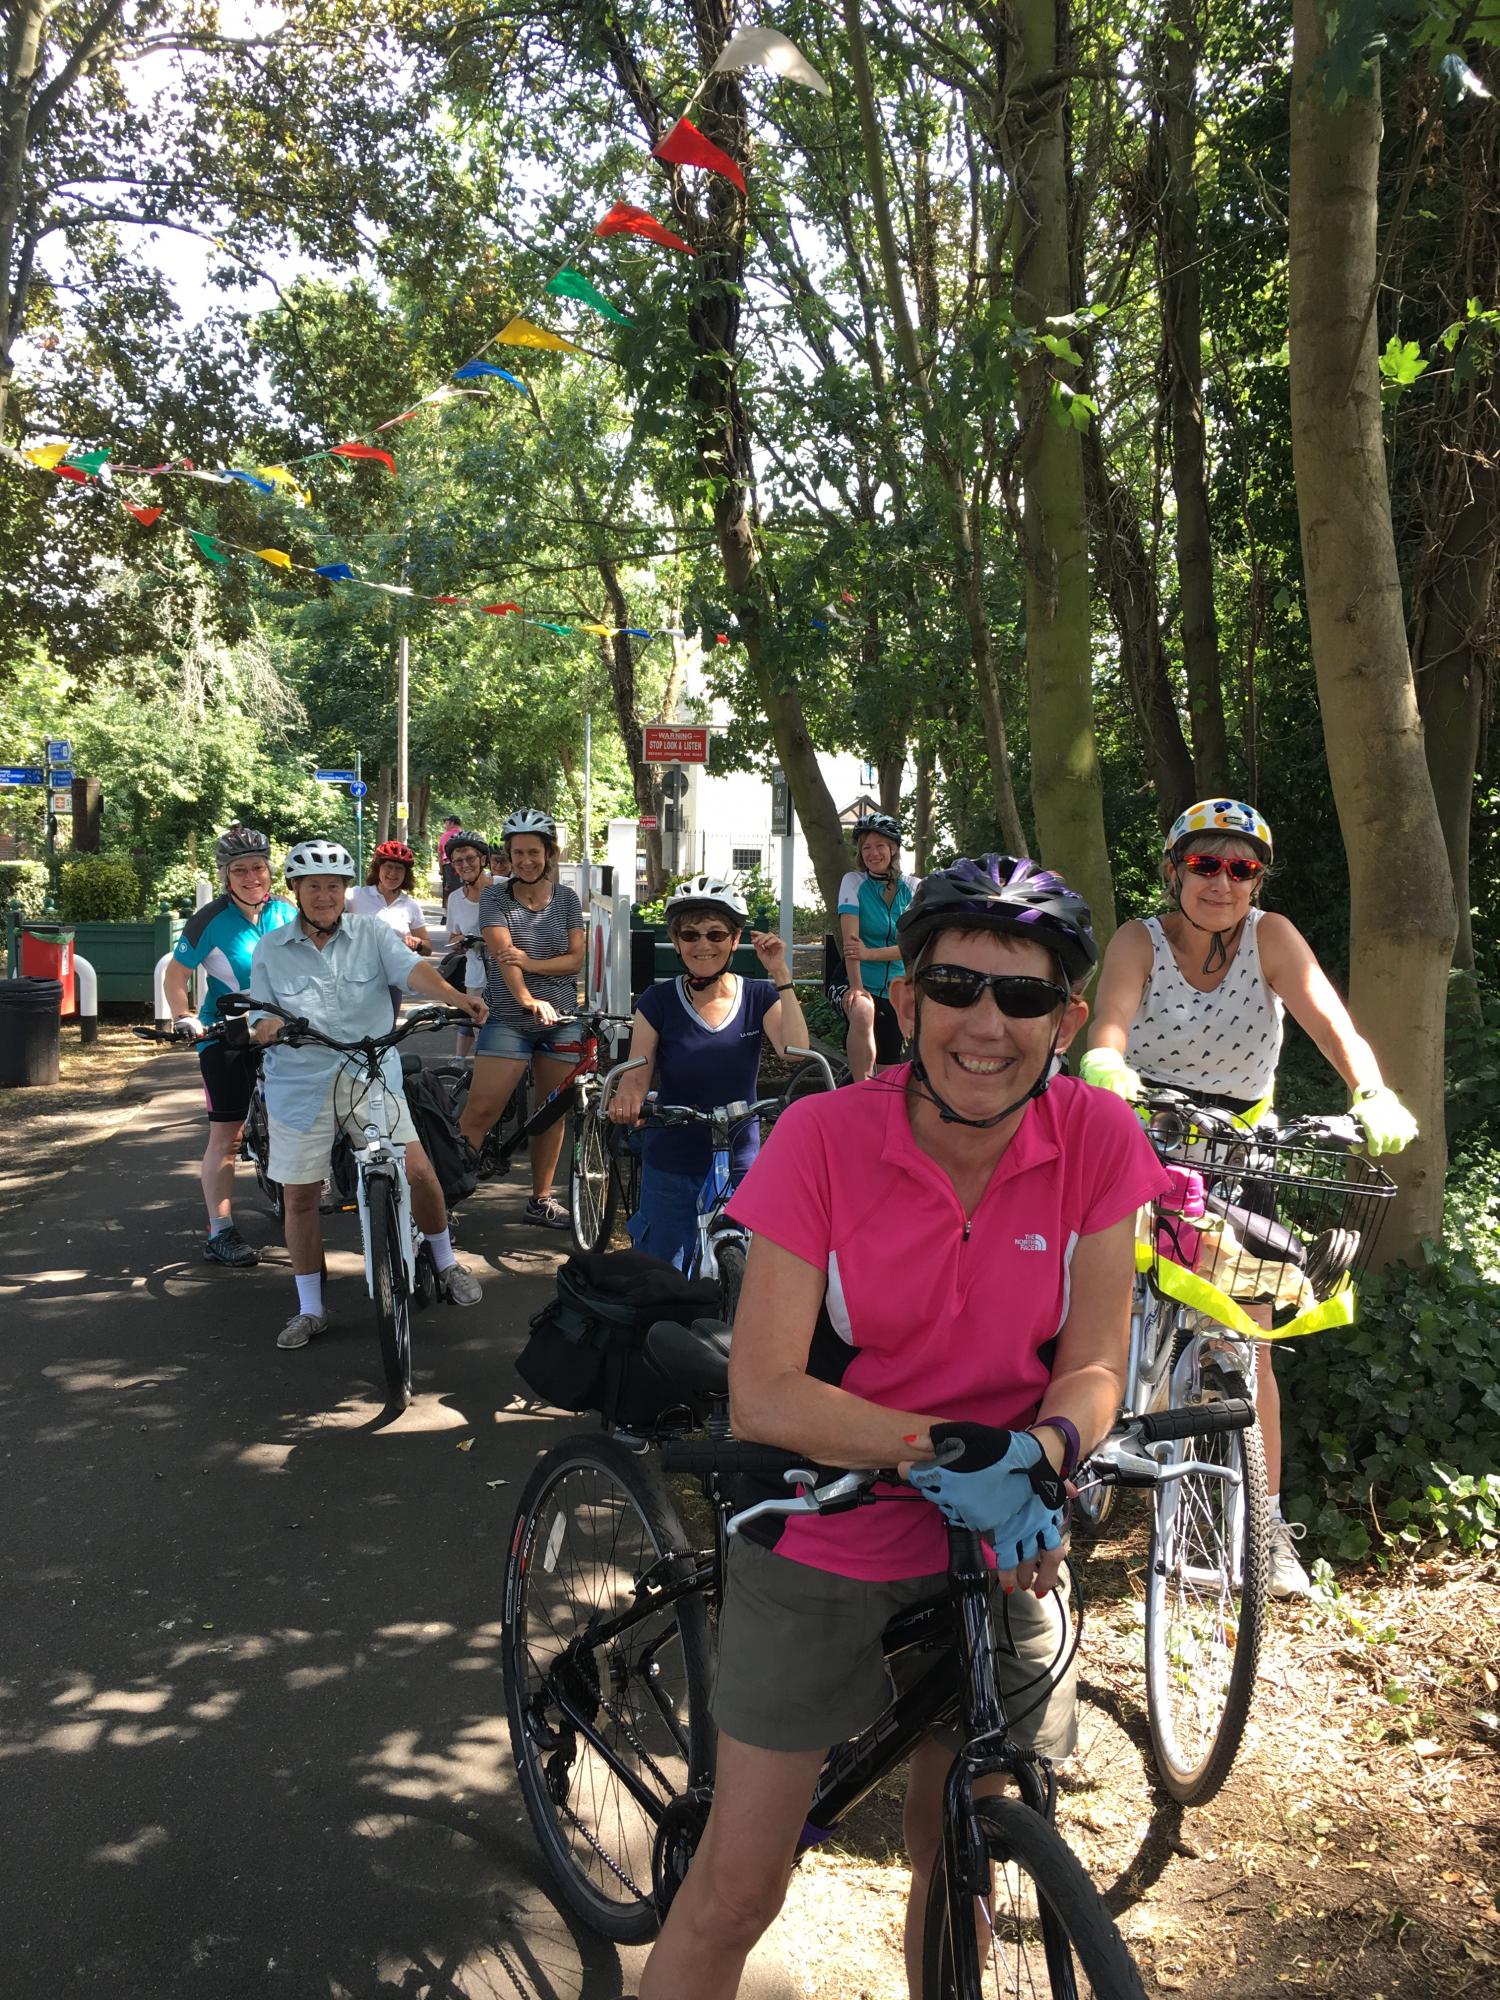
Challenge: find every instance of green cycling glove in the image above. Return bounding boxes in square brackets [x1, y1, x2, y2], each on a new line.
[1352, 1085, 1418, 1156]
[1079, 1047, 1141, 1100]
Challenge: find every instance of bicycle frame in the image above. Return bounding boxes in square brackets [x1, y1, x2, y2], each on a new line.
[348, 1063, 419, 1301]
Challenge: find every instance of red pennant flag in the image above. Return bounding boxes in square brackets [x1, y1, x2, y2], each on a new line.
[330, 441, 397, 478]
[652, 116, 746, 195]
[483, 602, 522, 615]
[54, 464, 89, 484]
[433, 595, 461, 605]
[715, 632, 729, 646]
[841, 589, 855, 604]
[594, 201, 696, 257]
[124, 503, 163, 526]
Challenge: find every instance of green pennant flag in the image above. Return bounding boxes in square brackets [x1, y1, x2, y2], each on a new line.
[65, 448, 111, 474]
[545, 268, 633, 326]
[530, 620, 574, 636]
[189, 529, 230, 566]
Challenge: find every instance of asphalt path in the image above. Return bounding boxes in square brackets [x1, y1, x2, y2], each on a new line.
[0, 1044, 802, 1999]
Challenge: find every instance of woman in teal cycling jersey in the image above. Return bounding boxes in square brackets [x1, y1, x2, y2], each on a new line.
[1083, 797, 1417, 1596]
[829, 813, 921, 1081]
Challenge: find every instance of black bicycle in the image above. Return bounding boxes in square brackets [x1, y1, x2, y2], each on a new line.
[135, 1021, 285, 1217]
[499, 1325, 1240, 1993]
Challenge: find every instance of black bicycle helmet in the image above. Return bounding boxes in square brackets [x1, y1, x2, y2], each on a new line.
[896, 854, 1097, 987]
[446, 828, 489, 858]
[215, 827, 271, 870]
[852, 812, 902, 847]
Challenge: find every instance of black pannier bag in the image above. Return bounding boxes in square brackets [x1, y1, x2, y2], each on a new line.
[516, 1250, 723, 1429]
[401, 1059, 479, 1206]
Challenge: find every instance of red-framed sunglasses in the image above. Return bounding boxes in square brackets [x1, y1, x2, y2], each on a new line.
[1179, 852, 1264, 883]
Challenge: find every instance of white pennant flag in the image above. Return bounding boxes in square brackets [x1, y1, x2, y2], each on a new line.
[711, 27, 830, 95]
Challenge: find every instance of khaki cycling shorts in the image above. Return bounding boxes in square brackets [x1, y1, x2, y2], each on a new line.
[711, 1535, 1078, 1760]
[266, 1076, 418, 1186]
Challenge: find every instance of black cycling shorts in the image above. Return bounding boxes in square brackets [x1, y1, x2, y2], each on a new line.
[198, 1037, 254, 1124]
[826, 986, 906, 1066]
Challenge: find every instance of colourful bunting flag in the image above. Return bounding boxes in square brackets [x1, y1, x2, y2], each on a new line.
[225, 469, 275, 494]
[715, 632, 729, 645]
[483, 602, 522, 615]
[24, 443, 69, 469]
[258, 466, 311, 503]
[314, 563, 356, 581]
[453, 360, 528, 390]
[330, 441, 397, 478]
[653, 117, 746, 195]
[54, 465, 90, 484]
[531, 620, 573, 635]
[576, 623, 613, 636]
[255, 547, 293, 569]
[711, 27, 830, 94]
[623, 628, 652, 638]
[123, 503, 163, 526]
[497, 317, 581, 355]
[594, 202, 695, 257]
[545, 269, 633, 326]
[433, 595, 463, 605]
[190, 530, 229, 565]
[66, 448, 111, 475]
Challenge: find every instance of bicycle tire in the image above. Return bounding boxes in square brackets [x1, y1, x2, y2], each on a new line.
[568, 1106, 617, 1254]
[242, 1090, 284, 1221]
[1144, 1405, 1268, 1805]
[715, 1234, 747, 1324]
[922, 1796, 1145, 1999]
[370, 1174, 413, 1409]
[502, 1434, 714, 1943]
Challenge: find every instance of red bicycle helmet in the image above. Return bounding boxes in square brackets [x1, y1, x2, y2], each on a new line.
[374, 840, 415, 866]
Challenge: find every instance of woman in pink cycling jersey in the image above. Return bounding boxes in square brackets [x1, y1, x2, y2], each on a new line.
[636, 856, 1166, 2000]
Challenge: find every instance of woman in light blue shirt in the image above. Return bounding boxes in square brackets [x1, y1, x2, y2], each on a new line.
[828, 814, 921, 1081]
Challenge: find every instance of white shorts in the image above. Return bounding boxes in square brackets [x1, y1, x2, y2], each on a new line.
[266, 1074, 418, 1186]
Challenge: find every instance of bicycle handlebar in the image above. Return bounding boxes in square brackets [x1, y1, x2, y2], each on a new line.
[217, 992, 471, 1058]
[1139, 1085, 1363, 1150]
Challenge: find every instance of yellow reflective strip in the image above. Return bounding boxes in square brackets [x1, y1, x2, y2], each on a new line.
[1141, 1260, 1360, 1341]
[1257, 1284, 1358, 1343]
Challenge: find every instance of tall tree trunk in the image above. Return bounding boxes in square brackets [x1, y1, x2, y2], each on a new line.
[842, 0, 1028, 858]
[414, 778, 430, 844]
[913, 735, 934, 872]
[1083, 420, 1197, 827]
[1288, 0, 1456, 1261]
[877, 747, 904, 819]
[1000, 0, 1117, 940]
[375, 763, 392, 845]
[1150, 0, 1230, 792]
[0, 0, 49, 441]
[1415, 464, 1496, 988]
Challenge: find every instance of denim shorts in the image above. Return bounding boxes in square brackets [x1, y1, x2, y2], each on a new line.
[475, 1015, 585, 1063]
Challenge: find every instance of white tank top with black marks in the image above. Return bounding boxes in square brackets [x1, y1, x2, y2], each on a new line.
[1126, 909, 1284, 1102]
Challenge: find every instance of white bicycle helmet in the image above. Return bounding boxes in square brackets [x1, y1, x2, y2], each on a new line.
[285, 838, 355, 880]
[502, 807, 557, 842]
[664, 875, 749, 928]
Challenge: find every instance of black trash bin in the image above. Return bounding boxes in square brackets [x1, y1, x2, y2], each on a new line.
[0, 977, 63, 1087]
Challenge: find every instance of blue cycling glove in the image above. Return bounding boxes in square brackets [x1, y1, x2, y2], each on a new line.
[907, 1423, 1069, 1569]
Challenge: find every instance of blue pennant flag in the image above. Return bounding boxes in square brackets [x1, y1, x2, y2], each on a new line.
[313, 562, 356, 581]
[223, 469, 276, 494]
[454, 360, 528, 390]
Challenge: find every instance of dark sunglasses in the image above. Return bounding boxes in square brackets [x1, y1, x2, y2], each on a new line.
[676, 926, 733, 945]
[916, 964, 1070, 1018]
[1179, 852, 1263, 883]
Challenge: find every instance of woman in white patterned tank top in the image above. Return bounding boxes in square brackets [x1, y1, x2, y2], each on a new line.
[1080, 799, 1418, 1599]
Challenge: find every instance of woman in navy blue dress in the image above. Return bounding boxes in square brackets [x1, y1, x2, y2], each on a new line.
[607, 876, 811, 1269]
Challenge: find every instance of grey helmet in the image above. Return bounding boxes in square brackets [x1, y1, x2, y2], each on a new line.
[502, 807, 557, 842]
[215, 827, 271, 872]
[284, 838, 355, 880]
[852, 812, 901, 847]
[664, 874, 749, 928]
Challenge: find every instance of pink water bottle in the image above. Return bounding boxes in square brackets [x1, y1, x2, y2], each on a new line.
[1155, 1163, 1206, 1269]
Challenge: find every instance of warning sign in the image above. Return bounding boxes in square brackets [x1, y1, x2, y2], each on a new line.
[643, 724, 710, 765]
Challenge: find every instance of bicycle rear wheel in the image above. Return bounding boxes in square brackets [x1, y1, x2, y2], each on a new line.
[715, 1234, 747, 1323]
[922, 1797, 1145, 1999]
[568, 1106, 617, 1253]
[242, 1087, 283, 1221]
[369, 1174, 413, 1409]
[1144, 1398, 1268, 1804]
[503, 1434, 713, 1942]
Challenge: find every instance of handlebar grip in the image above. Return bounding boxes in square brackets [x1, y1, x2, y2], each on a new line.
[659, 1440, 832, 1481]
[1134, 1399, 1255, 1444]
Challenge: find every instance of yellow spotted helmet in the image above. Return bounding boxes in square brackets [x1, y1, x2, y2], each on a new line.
[1165, 798, 1273, 864]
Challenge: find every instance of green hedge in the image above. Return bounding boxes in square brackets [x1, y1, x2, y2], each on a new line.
[0, 860, 50, 919]
[58, 854, 143, 923]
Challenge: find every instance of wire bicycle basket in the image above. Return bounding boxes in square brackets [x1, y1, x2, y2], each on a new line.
[1140, 1106, 1398, 1341]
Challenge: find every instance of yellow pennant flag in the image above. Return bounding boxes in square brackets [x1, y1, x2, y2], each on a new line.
[258, 465, 311, 505]
[24, 443, 70, 468]
[255, 547, 293, 570]
[575, 623, 613, 636]
[497, 316, 582, 354]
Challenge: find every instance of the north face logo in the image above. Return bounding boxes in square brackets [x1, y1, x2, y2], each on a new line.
[1014, 1233, 1048, 1252]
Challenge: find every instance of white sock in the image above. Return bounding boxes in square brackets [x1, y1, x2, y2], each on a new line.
[1267, 1491, 1283, 1521]
[423, 1228, 456, 1274]
[295, 1272, 324, 1318]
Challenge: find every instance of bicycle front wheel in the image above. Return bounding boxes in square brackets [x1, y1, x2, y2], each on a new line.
[369, 1174, 413, 1409]
[568, 1106, 617, 1254]
[1144, 1409, 1268, 1804]
[715, 1234, 747, 1323]
[922, 1797, 1145, 1999]
[502, 1434, 713, 1942]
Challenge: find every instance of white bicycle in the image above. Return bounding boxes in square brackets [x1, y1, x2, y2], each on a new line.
[222, 997, 472, 1407]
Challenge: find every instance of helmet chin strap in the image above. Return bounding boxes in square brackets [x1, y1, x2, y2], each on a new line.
[1169, 866, 1245, 974]
[297, 891, 343, 939]
[686, 957, 734, 991]
[907, 1000, 1061, 1130]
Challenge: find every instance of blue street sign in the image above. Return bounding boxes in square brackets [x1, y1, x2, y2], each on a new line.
[50, 766, 74, 784]
[0, 767, 45, 787]
[349, 779, 368, 799]
[313, 767, 357, 783]
[46, 738, 72, 766]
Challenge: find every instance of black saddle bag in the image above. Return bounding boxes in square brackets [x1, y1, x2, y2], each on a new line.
[516, 1251, 722, 1429]
[402, 1062, 479, 1206]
